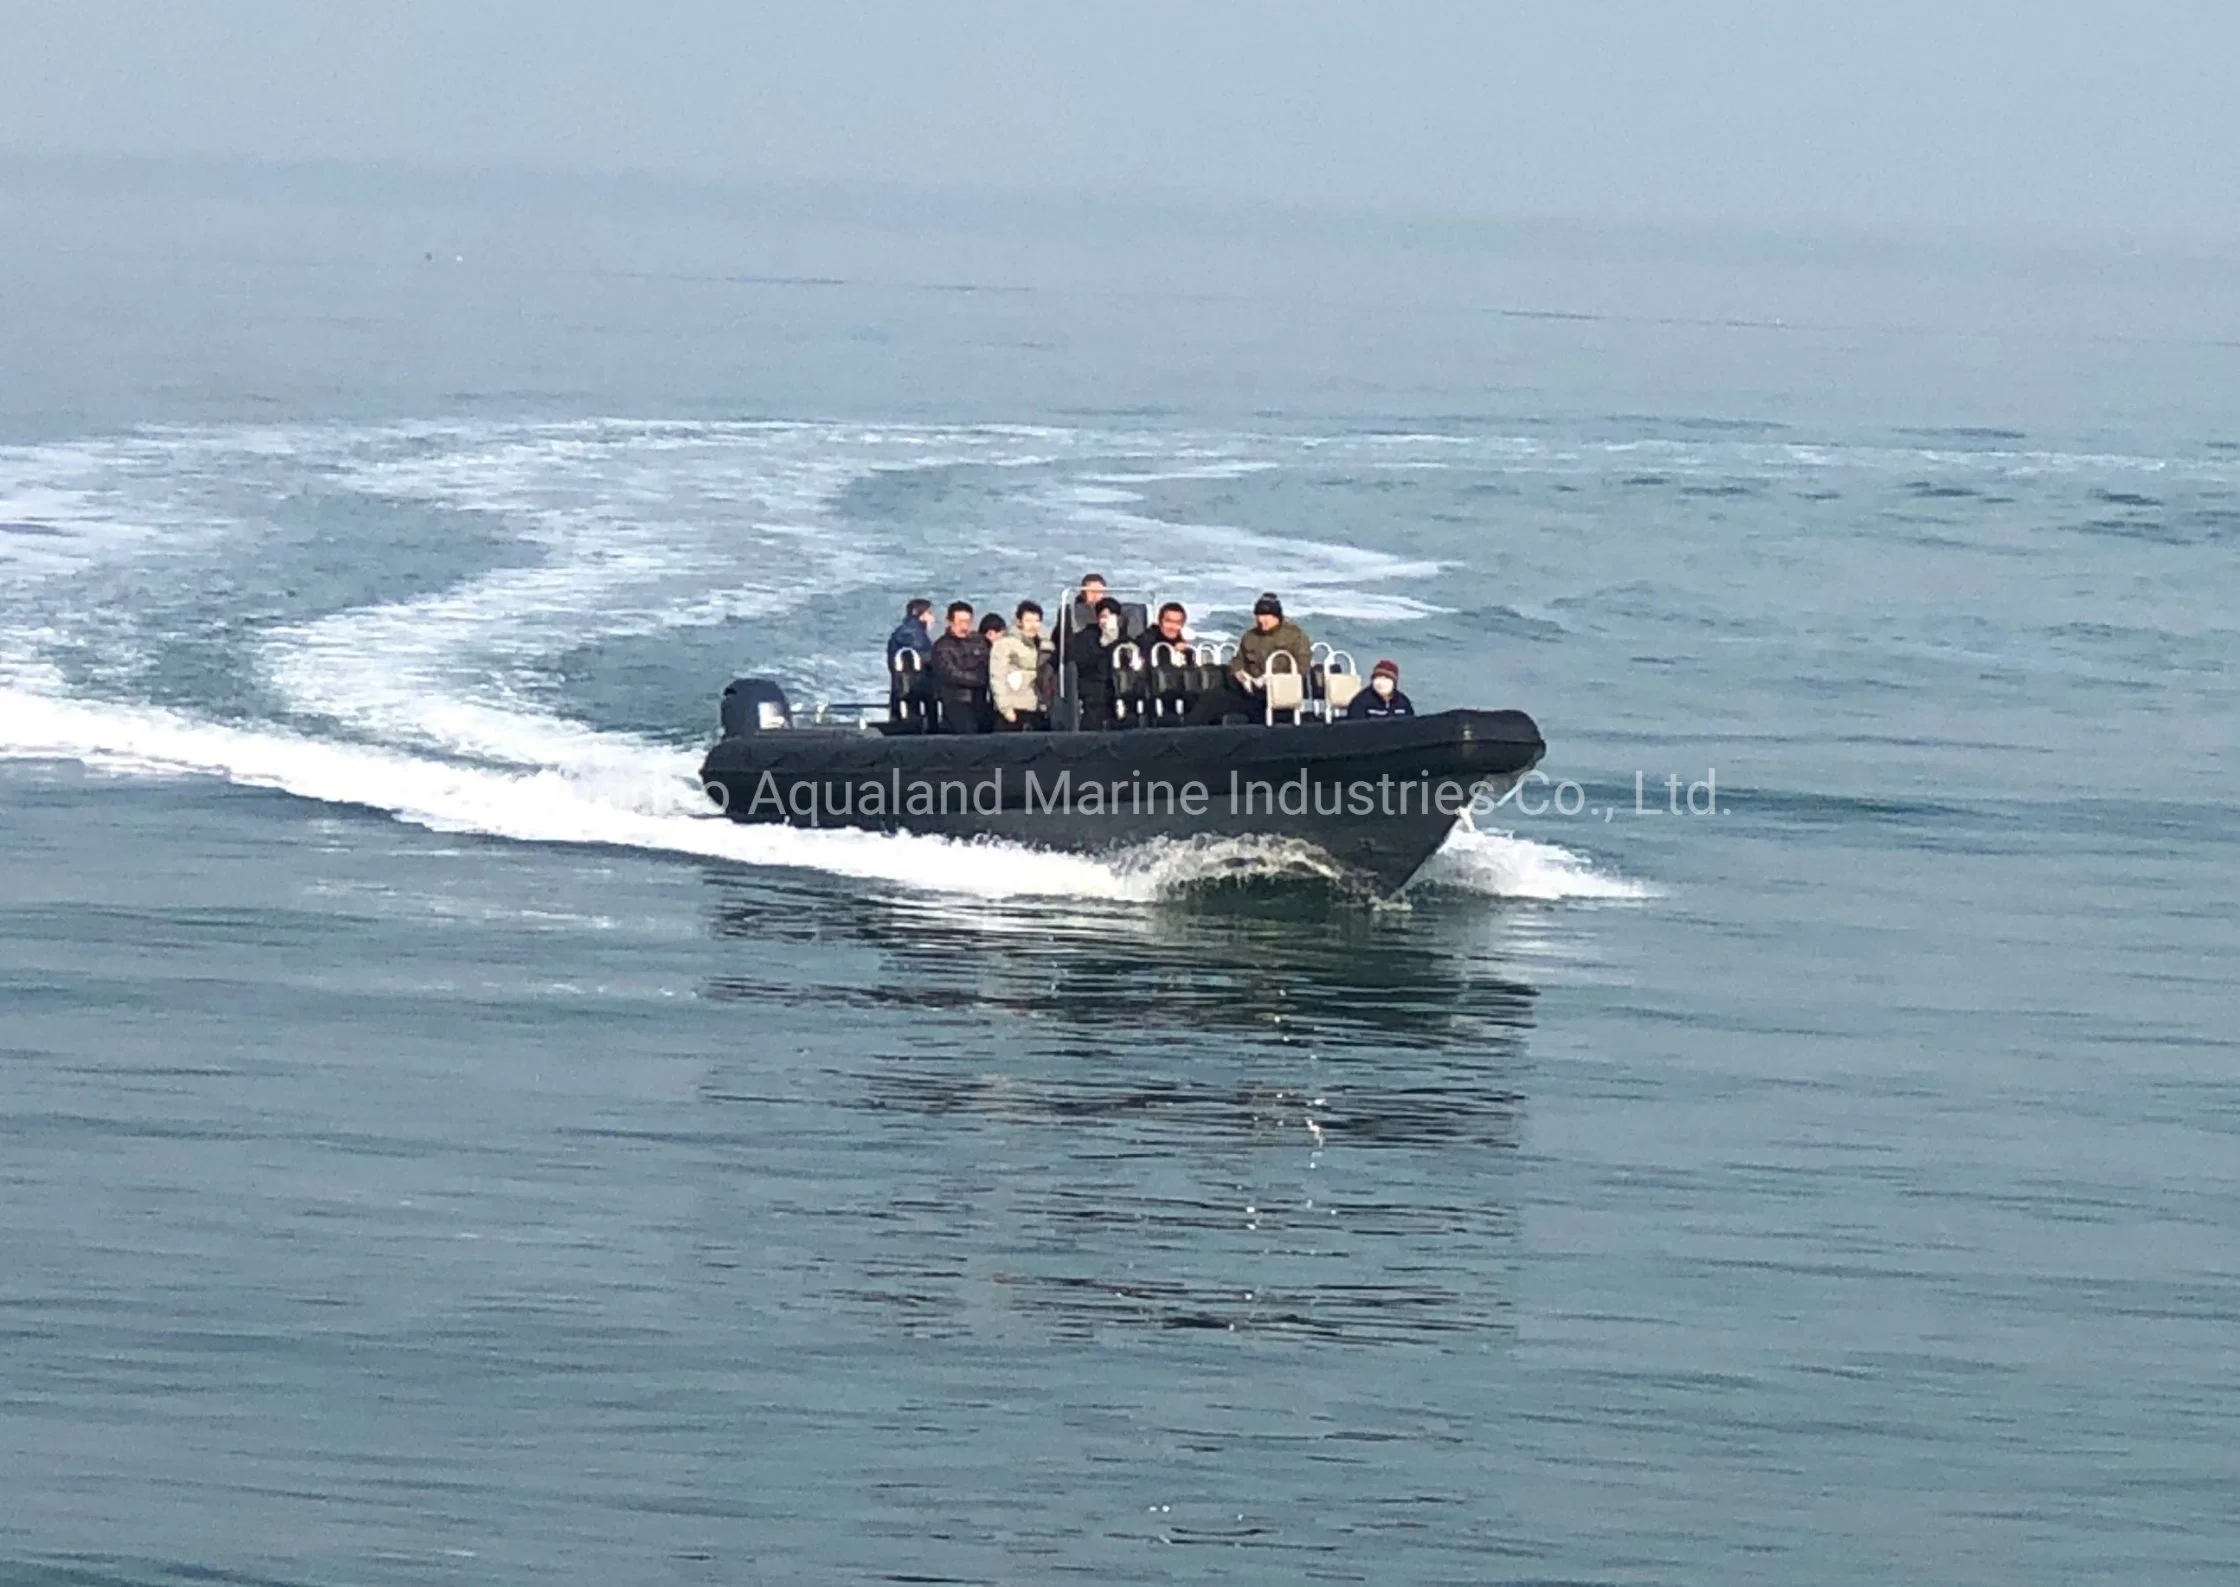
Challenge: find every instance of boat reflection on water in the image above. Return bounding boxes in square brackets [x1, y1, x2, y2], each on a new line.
[698, 868, 1539, 1344]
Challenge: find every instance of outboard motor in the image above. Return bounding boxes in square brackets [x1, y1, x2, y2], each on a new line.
[719, 678, 793, 737]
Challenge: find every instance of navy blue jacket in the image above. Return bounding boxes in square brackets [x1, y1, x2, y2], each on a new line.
[886, 618, 934, 669]
[1346, 686, 1415, 720]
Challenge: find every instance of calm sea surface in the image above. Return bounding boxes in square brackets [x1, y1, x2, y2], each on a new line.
[2, 159, 2236, 1584]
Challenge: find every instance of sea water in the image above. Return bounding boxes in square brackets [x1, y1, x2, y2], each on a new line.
[1, 158, 2235, 1583]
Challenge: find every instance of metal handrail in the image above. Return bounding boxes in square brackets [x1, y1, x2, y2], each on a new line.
[808, 700, 890, 729]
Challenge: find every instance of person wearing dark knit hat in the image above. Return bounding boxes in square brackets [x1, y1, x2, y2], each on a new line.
[1233, 594, 1310, 682]
[1346, 657, 1415, 719]
[1187, 591, 1314, 724]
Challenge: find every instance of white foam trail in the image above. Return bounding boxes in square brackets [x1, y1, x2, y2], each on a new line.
[1051, 496, 1450, 622]
[264, 428, 897, 762]
[0, 452, 164, 582]
[265, 560, 795, 771]
[0, 485, 99, 577]
[1411, 824, 1654, 902]
[1079, 462, 1281, 484]
[0, 430, 291, 588]
[1106, 833, 1356, 892]
[0, 685, 1650, 906]
[0, 686, 1140, 900]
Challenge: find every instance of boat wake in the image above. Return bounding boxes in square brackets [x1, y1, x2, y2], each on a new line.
[1413, 823, 1656, 902]
[0, 681, 1644, 905]
[0, 416, 1651, 907]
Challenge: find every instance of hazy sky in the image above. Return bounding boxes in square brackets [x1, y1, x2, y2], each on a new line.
[6, 0, 2236, 237]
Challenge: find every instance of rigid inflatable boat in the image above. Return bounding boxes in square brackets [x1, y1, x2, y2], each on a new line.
[698, 670, 1546, 894]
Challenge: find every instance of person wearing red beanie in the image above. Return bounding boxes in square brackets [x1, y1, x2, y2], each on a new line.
[1346, 657, 1415, 719]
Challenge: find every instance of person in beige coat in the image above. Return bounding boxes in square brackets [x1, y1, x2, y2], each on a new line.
[989, 600, 1054, 730]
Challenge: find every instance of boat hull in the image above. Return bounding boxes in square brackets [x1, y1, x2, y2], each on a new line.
[698, 708, 1546, 893]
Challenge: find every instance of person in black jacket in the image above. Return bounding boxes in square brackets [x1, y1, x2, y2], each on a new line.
[929, 601, 992, 733]
[1346, 657, 1415, 719]
[1068, 573, 1111, 641]
[1071, 596, 1130, 730]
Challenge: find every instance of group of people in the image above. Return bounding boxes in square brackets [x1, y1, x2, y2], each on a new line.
[883, 572, 1415, 734]
[885, 595, 1059, 733]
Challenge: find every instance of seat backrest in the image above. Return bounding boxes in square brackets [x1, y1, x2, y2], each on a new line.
[1264, 669, 1305, 720]
[888, 650, 923, 721]
[1146, 642, 1196, 715]
[1324, 672, 1363, 712]
[1110, 643, 1145, 716]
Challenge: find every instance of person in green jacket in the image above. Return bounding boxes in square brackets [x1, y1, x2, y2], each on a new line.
[1188, 593, 1311, 725]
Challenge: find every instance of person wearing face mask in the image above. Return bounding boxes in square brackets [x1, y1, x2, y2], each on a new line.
[1071, 596, 1129, 729]
[989, 600, 1053, 730]
[1346, 657, 1415, 719]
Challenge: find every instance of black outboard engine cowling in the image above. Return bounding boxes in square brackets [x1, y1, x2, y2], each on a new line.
[719, 678, 792, 737]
